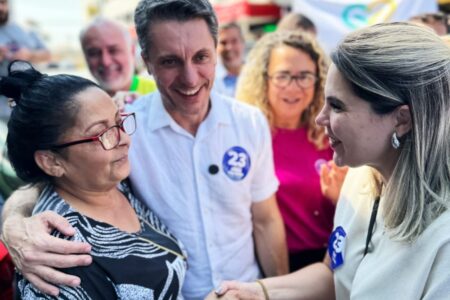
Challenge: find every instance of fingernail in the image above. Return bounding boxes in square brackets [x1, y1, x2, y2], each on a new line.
[215, 286, 222, 294]
[72, 278, 80, 286]
[50, 290, 59, 297]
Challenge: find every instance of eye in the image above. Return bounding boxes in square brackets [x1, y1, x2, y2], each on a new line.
[329, 101, 344, 112]
[194, 52, 210, 63]
[160, 58, 178, 67]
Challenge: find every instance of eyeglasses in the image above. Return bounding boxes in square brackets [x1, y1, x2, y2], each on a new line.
[266, 72, 317, 89]
[52, 113, 136, 151]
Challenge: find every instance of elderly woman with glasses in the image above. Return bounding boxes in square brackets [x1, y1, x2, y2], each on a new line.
[236, 31, 347, 271]
[1, 61, 186, 299]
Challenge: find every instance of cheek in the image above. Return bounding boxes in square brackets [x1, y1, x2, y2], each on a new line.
[267, 84, 278, 106]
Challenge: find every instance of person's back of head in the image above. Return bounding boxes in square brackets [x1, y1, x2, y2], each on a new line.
[134, 0, 218, 58]
[409, 12, 448, 36]
[276, 12, 317, 36]
[0, 61, 98, 184]
[332, 22, 450, 241]
[80, 17, 135, 94]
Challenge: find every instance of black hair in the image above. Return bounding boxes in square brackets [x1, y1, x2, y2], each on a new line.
[135, 0, 218, 57]
[1, 61, 99, 184]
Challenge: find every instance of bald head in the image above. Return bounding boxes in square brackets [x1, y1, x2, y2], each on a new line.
[80, 18, 135, 95]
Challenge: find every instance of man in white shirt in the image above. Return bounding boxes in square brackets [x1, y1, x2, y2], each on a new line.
[214, 22, 245, 98]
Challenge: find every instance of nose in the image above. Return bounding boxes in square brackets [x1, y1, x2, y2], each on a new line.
[100, 50, 113, 66]
[180, 63, 199, 87]
[118, 128, 131, 148]
[315, 104, 329, 127]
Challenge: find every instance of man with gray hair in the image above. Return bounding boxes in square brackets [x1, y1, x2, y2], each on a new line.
[1, 0, 288, 299]
[214, 22, 246, 97]
[80, 17, 157, 101]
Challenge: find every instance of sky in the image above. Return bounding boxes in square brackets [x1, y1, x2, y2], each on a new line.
[11, 0, 86, 50]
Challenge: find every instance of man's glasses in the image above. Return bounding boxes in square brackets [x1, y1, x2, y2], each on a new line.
[52, 113, 136, 151]
[266, 71, 317, 89]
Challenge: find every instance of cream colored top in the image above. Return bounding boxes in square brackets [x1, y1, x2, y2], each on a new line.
[333, 166, 450, 299]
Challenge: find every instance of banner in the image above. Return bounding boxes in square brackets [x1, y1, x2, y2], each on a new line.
[293, 0, 438, 52]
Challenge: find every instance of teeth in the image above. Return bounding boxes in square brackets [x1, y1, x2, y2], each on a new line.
[179, 88, 200, 96]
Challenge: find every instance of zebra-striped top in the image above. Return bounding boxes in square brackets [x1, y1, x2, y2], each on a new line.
[17, 181, 187, 299]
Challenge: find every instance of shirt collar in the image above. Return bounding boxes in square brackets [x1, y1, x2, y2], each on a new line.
[145, 90, 232, 133]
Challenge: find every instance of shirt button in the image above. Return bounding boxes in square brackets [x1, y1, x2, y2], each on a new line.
[314, 210, 320, 216]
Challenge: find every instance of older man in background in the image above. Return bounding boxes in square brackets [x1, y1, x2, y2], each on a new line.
[80, 17, 157, 103]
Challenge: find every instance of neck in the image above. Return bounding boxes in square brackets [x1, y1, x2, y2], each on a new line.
[164, 100, 211, 136]
[370, 150, 400, 186]
[54, 179, 119, 210]
[274, 117, 301, 130]
[226, 65, 241, 76]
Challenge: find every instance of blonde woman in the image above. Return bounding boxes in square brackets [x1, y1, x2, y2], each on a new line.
[212, 22, 450, 300]
[236, 31, 347, 271]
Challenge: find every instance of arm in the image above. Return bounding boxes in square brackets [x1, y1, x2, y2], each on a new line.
[251, 194, 289, 277]
[210, 256, 335, 300]
[10, 48, 51, 64]
[1, 187, 92, 296]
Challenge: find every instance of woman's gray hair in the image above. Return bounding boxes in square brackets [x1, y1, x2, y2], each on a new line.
[236, 31, 329, 150]
[332, 22, 450, 241]
[134, 0, 218, 58]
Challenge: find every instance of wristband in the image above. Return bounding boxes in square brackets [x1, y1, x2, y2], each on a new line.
[256, 280, 269, 300]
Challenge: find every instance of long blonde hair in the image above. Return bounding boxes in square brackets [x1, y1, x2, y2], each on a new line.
[236, 31, 329, 150]
[333, 22, 450, 241]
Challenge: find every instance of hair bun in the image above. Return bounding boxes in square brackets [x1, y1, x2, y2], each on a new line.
[0, 60, 43, 103]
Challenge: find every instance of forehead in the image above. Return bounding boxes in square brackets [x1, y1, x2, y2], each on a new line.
[83, 23, 128, 49]
[325, 64, 373, 109]
[148, 19, 215, 57]
[268, 45, 316, 71]
[219, 27, 241, 39]
[73, 87, 117, 124]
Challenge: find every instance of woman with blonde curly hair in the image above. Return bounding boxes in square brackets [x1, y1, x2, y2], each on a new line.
[236, 31, 347, 271]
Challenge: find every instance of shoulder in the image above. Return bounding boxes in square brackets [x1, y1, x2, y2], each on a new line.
[33, 184, 72, 217]
[212, 92, 267, 128]
[127, 91, 158, 113]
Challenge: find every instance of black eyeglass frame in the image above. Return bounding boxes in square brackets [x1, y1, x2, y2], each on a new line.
[265, 71, 318, 89]
[51, 112, 136, 151]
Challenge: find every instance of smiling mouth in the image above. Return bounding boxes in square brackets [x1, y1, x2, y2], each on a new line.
[283, 98, 300, 104]
[176, 86, 202, 97]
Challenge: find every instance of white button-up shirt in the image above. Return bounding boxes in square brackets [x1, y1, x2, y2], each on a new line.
[127, 91, 279, 299]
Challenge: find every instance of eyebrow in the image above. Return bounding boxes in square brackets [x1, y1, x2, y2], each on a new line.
[326, 96, 345, 106]
[84, 111, 120, 134]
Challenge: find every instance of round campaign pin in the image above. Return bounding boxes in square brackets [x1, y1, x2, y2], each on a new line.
[222, 146, 251, 181]
[328, 226, 347, 270]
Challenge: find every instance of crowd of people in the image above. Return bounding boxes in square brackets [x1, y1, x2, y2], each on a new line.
[0, 0, 449, 299]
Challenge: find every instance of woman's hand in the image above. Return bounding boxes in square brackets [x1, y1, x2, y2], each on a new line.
[206, 281, 265, 300]
[1, 211, 92, 296]
[112, 91, 140, 112]
[320, 161, 348, 205]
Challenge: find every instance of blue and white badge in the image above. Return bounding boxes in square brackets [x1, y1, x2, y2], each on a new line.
[222, 146, 251, 181]
[328, 226, 347, 270]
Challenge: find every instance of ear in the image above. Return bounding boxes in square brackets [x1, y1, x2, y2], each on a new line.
[34, 150, 65, 178]
[394, 104, 412, 138]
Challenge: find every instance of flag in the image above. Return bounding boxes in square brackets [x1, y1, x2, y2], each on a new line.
[293, 0, 438, 52]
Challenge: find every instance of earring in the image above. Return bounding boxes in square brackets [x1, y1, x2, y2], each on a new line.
[391, 132, 400, 149]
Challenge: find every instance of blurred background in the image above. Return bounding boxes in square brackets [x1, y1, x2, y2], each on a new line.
[8, 0, 450, 77]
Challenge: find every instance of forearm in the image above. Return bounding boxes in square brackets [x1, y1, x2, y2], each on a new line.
[253, 211, 289, 277]
[1, 186, 40, 230]
[29, 49, 51, 63]
[263, 262, 335, 300]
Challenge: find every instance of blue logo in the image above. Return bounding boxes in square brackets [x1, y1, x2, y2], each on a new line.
[328, 226, 347, 270]
[222, 146, 251, 181]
